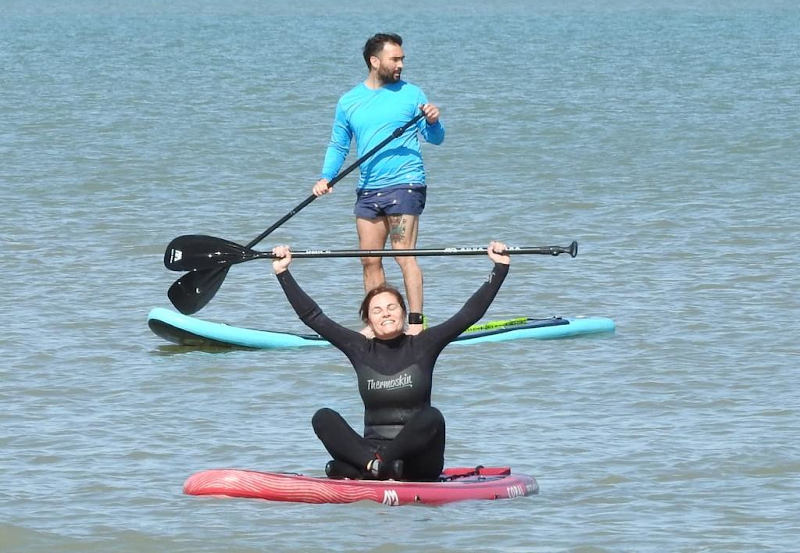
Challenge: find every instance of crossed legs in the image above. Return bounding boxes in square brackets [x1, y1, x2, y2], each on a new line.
[312, 406, 445, 481]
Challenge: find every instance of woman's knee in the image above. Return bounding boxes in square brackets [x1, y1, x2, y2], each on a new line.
[312, 407, 338, 432]
[404, 406, 445, 439]
[420, 405, 445, 426]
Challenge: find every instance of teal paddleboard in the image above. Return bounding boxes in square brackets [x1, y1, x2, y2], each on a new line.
[147, 307, 614, 349]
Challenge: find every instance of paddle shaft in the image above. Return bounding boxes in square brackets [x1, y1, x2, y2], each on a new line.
[264, 244, 577, 260]
[164, 234, 578, 275]
[244, 112, 425, 249]
[165, 234, 578, 272]
[167, 112, 425, 314]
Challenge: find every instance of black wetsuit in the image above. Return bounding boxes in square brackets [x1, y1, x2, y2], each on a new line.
[277, 262, 508, 480]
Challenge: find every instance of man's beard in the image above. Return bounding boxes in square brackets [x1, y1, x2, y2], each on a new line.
[377, 66, 401, 85]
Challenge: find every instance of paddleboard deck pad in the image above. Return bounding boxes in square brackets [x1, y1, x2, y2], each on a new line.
[148, 307, 614, 349]
[183, 466, 538, 506]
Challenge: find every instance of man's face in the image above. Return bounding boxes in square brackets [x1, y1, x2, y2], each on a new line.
[372, 42, 404, 84]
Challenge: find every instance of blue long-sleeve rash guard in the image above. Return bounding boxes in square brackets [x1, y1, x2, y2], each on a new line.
[320, 81, 445, 191]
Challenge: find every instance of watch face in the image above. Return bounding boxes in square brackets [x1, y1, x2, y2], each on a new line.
[408, 313, 424, 325]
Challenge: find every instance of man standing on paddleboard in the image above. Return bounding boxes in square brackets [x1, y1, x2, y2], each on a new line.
[311, 32, 444, 336]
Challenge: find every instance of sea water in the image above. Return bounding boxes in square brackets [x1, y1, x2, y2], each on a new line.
[2, 1, 798, 551]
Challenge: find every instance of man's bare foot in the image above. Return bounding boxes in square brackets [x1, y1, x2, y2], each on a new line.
[360, 326, 375, 338]
[406, 323, 424, 336]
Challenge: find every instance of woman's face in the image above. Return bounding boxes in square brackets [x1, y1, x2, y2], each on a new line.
[367, 291, 405, 339]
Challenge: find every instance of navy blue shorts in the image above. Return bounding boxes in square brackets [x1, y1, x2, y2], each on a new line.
[354, 184, 427, 219]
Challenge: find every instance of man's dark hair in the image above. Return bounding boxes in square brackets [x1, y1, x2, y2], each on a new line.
[363, 33, 403, 69]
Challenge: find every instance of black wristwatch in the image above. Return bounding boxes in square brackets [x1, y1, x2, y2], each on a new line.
[408, 312, 424, 325]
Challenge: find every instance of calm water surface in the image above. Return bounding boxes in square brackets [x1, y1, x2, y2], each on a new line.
[2, 1, 798, 551]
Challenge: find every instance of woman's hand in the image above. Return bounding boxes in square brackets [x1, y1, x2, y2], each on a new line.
[272, 245, 292, 274]
[488, 241, 510, 265]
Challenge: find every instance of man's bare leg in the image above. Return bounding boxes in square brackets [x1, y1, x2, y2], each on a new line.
[388, 214, 423, 335]
[356, 217, 390, 337]
[356, 216, 389, 291]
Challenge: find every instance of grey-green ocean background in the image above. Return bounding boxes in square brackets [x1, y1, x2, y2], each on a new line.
[2, 1, 798, 551]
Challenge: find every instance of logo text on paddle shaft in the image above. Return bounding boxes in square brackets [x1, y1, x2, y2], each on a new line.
[367, 373, 413, 391]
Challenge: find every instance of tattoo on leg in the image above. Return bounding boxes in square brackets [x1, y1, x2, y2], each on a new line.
[388, 215, 406, 239]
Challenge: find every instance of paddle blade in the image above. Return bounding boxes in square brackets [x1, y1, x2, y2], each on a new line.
[165, 234, 254, 272]
[167, 266, 230, 315]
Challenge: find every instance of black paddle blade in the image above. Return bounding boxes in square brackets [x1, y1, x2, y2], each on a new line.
[164, 234, 253, 272]
[167, 265, 230, 315]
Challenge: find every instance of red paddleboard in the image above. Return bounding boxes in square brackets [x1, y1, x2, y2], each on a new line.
[183, 466, 538, 506]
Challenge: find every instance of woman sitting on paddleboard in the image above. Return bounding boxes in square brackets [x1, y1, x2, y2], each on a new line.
[271, 241, 510, 481]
